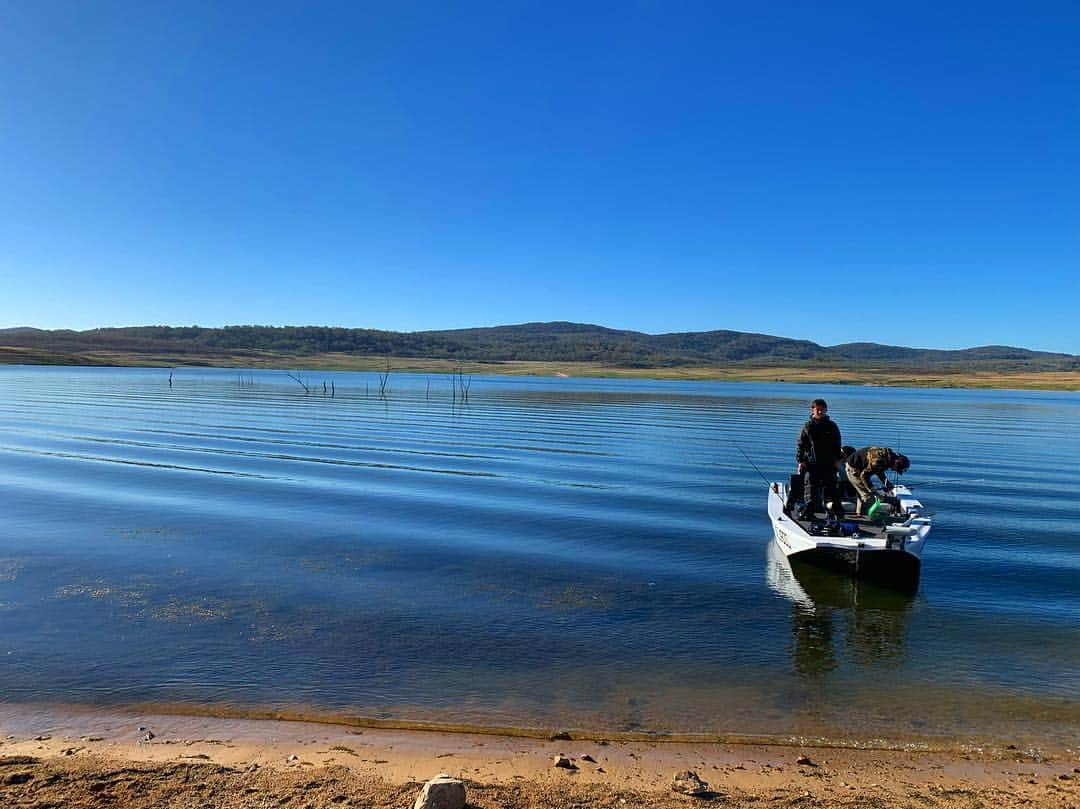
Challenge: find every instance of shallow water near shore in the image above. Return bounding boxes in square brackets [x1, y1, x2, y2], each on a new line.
[0, 366, 1077, 748]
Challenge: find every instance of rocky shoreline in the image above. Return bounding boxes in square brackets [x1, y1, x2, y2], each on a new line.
[1, 710, 1076, 808]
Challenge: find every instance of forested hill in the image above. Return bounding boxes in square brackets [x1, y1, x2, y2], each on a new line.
[0, 322, 1076, 371]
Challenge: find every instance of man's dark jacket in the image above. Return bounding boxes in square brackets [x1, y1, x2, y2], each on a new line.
[796, 416, 843, 471]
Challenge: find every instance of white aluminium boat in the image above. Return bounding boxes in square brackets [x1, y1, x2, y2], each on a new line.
[768, 480, 931, 587]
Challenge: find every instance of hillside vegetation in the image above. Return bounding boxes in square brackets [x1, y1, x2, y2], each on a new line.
[0, 323, 1076, 388]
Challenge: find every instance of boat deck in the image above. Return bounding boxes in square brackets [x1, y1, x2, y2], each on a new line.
[787, 505, 889, 540]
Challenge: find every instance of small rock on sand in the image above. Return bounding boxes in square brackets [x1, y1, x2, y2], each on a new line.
[553, 755, 577, 770]
[413, 773, 466, 809]
[672, 770, 709, 796]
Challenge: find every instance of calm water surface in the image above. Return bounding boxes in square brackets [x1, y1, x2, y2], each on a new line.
[1, 367, 1077, 747]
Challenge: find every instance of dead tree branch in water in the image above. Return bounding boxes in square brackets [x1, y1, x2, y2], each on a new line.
[286, 372, 311, 394]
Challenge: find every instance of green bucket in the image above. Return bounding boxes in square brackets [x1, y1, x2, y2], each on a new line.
[867, 498, 883, 520]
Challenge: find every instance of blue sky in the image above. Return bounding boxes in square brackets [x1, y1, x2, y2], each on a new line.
[1, 2, 1077, 353]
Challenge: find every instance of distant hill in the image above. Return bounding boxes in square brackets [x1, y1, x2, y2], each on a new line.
[0, 322, 1075, 372]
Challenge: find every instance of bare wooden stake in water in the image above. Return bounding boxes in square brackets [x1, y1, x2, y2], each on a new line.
[378, 358, 391, 398]
[453, 366, 472, 402]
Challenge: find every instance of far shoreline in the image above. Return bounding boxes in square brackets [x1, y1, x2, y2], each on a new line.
[1, 350, 1078, 392]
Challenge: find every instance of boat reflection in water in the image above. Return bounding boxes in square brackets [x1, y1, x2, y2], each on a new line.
[766, 539, 917, 679]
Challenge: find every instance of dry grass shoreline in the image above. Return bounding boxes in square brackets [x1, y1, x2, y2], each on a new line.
[1, 346, 1078, 391]
[1, 708, 1077, 808]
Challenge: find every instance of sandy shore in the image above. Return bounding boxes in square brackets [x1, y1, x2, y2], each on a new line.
[1, 706, 1077, 808]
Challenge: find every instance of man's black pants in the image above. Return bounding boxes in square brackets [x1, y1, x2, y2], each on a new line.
[802, 465, 840, 518]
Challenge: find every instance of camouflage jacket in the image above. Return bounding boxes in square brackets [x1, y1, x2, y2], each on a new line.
[846, 446, 896, 485]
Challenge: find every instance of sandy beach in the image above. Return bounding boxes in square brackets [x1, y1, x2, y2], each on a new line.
[1, 706, 1076, 808]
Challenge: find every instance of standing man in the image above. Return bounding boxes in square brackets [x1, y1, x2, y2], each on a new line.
[795, 398, 844, 520]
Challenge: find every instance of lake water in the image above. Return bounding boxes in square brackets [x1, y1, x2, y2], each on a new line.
[1, 366, 1077, 749]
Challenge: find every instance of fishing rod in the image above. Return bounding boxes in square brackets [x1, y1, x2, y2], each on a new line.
[734, 442, 771, 486]
[900, 478, 985, 489]
[733, 442, 790, 507]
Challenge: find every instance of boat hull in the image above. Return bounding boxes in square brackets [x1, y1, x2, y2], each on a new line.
[789, 546, 920, 590]
[767, 539, 919, 609]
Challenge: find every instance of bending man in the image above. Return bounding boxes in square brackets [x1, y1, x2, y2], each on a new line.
[845, 446, 911, 516]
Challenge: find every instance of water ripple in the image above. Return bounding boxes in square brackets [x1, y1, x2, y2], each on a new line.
[0, 367, 1077, 745]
